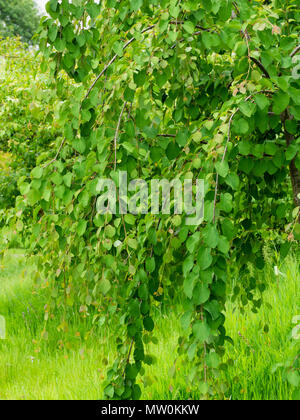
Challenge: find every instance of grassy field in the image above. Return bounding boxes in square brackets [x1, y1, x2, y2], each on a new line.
[0, 249, 299, 400]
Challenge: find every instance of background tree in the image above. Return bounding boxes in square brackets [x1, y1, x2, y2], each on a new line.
[0, 0, 40, 44]
[0, 37, 63, 211]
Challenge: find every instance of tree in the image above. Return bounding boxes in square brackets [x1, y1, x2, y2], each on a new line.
[0, 0, 40, 44]
[12, 0, 300, 399]
[0, 37, 63, 210]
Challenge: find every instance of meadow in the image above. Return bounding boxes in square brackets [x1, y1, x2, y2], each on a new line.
[0, 248, 299, 400]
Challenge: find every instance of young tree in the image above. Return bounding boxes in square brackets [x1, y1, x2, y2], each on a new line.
[0, 0, 40, 44]
[13, 0, 300, 399]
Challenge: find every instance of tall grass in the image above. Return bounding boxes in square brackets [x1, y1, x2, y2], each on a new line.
[0, 249, 299, 400]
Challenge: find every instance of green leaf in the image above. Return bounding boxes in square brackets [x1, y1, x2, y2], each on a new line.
[193, 283, 210, 305]
[287, 371, 300, 387]
[205, 352, 220, 368]
[125, 214, 136, 225]
[104, 225, 116, 238]
[128, 238, 138, 250]
[183, 255, 194, 277]
[239, 101, 256, 118]
[146, 257, 155, 273]
[255, 94, 270, 110]
[143, 316, 154, 332]
[176, 129, 189, 147]
[166, 142, 180, 160]
[197, 248, 212, 270]
[234, 118, 249, 135]
[31, 167, 43, 179]
[192, 321, 211, 343]
[203, 225, 219, 248]
[272, 92, 290, 114]
[183, 21, 195, 34]
[183, 274, 195, 299]
[99, 278, 111, 295]
[215, 160, 229, 178]
[77, 220, 87, 236]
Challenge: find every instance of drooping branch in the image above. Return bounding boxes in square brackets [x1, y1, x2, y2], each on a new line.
[291, 45, 300, 58]
[84, 25, 155, 102]
[43, 137, 66, 168]
[169, 21, 212, 32]
[157, 134, 176, 138]
[213, 109, 238, 223]
[114, 102, 127, 171]
[249, 56, 270, 79]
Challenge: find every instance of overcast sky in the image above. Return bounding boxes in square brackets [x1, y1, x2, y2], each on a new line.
[34, 0, 48, 13]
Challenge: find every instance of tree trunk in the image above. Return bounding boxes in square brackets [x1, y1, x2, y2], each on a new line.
[290, 158, 300, 208]
[282, 110, 300, 220]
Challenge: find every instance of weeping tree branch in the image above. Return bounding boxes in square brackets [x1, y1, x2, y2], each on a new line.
[212, 91, 274, 223]
[114, 102, 127, 171]
[249, 56, 270, 79]
[46, 26, 155, 167]
[213, 109, 238, 223]
[84, 25, 155, 101]
[43, 138, 66, 168]
[169, 21, 212, 32]
[291, 45, 300, 58]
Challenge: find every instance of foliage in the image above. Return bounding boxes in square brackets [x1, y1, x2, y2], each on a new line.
[0, 38, 62, 211]
[8, 0, 300, 400]
[0, 0, 40, 44]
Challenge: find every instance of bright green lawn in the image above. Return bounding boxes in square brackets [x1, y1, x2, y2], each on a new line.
[0, 249, 299, 400]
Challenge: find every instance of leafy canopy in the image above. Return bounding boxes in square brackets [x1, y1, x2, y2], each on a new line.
[4, 0, 300, 399]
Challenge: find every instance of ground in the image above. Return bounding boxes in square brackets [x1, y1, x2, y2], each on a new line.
[0, 249, 299, 400]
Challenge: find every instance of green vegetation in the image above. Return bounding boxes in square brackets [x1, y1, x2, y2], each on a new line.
[0, 0, 40, 44]
[0, 250, 299, 400]
[0, 0, 299, 400]
[0, 38, 63, 209]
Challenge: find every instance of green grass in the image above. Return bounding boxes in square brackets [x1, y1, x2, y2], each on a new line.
[0, 249, 299, 400]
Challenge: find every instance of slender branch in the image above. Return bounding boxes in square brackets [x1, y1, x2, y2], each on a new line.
[122, 339, 134, 376]
[213, 109, 238, 223]
[84, 25, 155, 102]
[232, 1, 240, 16]
[169, 21, 212, 32]
[157, 134, 176, 138]
[200, 306, 208, 383]
[114, 102, 127, 171]
[43, 138, 66, 168]
[249, 56, 270, 79]
[291, 45, 300, 58]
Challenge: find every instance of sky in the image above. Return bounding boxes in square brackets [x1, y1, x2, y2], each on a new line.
[34, 0, 48, 13]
